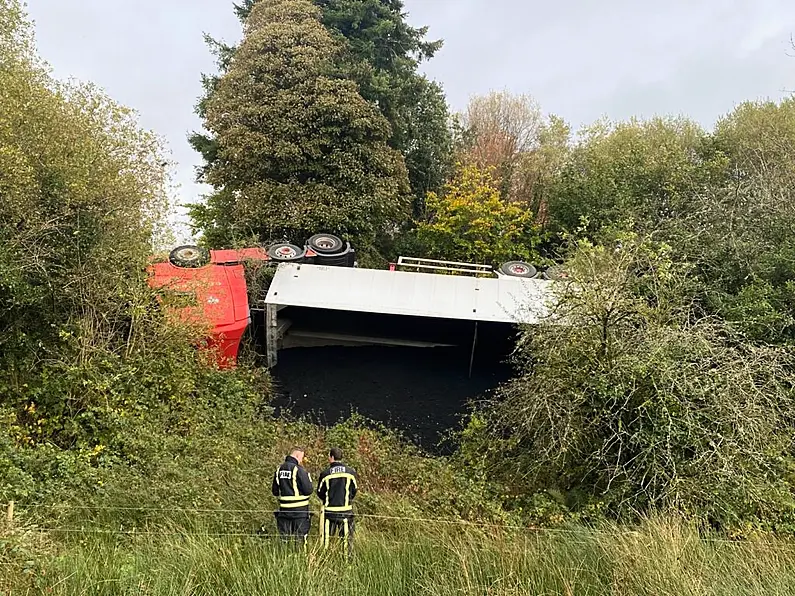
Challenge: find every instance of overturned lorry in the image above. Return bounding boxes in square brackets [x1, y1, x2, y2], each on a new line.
[148, 234, 555, 370]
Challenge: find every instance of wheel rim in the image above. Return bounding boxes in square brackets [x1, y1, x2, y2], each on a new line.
[313, 236, 338, 250]
[175, 247, 200, 262]
[508, 263, 530, 276]
[274, 246, 298, 259]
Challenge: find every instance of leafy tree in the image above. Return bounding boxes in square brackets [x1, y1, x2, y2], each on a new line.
[547, 117, 724, 236]
[458, 92, 544, 199]
[540, 104, 795, 346]
[462, 234, 795, 527]
[415, 165, 543, 266]
[677, 100, 795, 344]
[0, 0, 169, 378]
[456, 93, 570, 227]
[0, 2, 281, 510]
[193, 0, 451, 221]
[189, 0, 411, 253]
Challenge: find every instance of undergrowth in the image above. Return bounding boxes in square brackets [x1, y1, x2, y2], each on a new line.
[4, 517, 795, 595]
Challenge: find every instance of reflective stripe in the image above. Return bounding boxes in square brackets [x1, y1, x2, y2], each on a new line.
[279, 499, 310, 508]
[323, 472, 356, 483]
[279, 494, 309, 501]
[343, 518, 349, 559]
[324, 505, 353, 512]
[322, 472, 356, 510]
[291, 464, 299, 496]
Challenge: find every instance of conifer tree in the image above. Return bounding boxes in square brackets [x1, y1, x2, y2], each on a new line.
[190, 0, 411, 251]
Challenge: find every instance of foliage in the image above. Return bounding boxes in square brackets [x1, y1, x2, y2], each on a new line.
[416, 165, 544, 266]
[455, 93, 571, 225]
[672, 100, 795, 344]
[463, 234, 795, 528]
[547, 117, 724, 236]
[0, 0, 169, 390]
[458, 92, 544, 201]
[189, 0, 410, 251]
[541, 103, 795, 346]
[0, 1, 270, 523]
[7, 518, 795, 594]
[229, 0, 453, 209]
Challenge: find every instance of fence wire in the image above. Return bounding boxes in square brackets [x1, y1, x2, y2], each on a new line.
[7, 502, 795, 549]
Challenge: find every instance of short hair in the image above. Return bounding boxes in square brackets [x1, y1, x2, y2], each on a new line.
[290, 447, 305, 456]
[329, 447, 343, 461]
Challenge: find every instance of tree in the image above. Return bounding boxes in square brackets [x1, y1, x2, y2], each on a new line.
[681, 100, 795, 344]
[415, 165, 543, 266]
[462, 234, 795, 527]
[0, 0, 169, 374]
[193, 0, 452, 220]
[460, 92, 544, 182]
[547, 117, 723, 237]
[189, 0, 411, 254]
[457, 92, 570, 221]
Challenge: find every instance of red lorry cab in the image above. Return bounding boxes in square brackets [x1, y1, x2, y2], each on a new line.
[146, 236, 356, 368]
[147, 257, 250, 368]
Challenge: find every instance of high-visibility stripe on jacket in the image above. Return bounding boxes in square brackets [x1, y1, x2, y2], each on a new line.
[271, 455, 313, 510]
[317, 462, 358, 514]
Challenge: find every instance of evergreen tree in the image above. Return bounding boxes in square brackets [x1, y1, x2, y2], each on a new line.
[191, 0, 451, 222]
[189, 0, 410, 251]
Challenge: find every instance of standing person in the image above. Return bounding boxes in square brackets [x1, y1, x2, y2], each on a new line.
[317, 447, 358, 558]
[271, 447, 313, 548]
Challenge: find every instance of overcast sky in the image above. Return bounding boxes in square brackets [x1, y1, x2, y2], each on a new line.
[26, 0, 795, 241]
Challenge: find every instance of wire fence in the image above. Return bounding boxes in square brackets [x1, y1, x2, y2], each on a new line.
[6, 502, 795, 549]
[10, 502, 621, 535]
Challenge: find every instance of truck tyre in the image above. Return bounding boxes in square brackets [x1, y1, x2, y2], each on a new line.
[169, 245, 209, 268]
[266, 242, 304, 262]
[307, 233, 344, 255]
[499, 261, 537, 278]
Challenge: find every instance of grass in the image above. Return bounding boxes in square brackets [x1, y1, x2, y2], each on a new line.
[4, 518, 795, 595]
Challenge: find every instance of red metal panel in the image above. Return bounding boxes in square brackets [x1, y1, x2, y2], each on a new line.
[147, 261, 251, 367]
[211, 248, 270, 264]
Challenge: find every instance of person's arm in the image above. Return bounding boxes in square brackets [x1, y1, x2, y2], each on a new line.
[316, 470, 327, 502]
[271, 467, 280, 497]
[297, 466, 313, 496]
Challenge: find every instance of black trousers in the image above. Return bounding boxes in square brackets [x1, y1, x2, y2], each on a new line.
[274, 511, 310, 547]
[322, 514, 355, 557]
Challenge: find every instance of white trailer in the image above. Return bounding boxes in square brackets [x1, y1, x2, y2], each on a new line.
[262, 259, 554, 370]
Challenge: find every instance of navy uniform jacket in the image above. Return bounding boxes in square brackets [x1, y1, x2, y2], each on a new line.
[317, 461, 358, 517]
[271, 455, 313, 514]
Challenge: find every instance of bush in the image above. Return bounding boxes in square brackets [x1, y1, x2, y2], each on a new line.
[462, 233, 795, 529]
[416, 165, 545, 266]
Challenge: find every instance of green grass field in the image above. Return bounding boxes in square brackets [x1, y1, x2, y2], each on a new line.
[4, 517, 795, 595]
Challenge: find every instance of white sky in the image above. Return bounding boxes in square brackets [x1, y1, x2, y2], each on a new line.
[26, 0, 795, 242]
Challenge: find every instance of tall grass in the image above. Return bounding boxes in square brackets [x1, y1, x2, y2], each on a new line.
[5, 518, 795, 595]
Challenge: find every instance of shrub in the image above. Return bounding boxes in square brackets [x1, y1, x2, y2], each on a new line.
[462, 233, 795, 529]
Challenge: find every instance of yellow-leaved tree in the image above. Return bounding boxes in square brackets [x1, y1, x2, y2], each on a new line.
[416, 165, 543, 266]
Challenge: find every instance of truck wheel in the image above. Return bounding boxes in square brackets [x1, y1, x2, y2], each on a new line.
[169, 245, 209, 268]
[499, 261, 537, 278]
[307, 233, 344, 255]
[266, 242, 304, 262]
